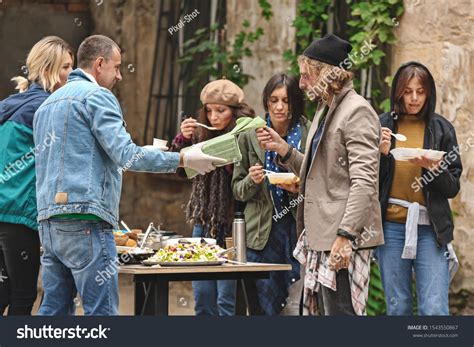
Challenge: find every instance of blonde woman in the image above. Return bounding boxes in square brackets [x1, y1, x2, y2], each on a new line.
[0, 36, 73, 315]
[256, 34, 383, 315]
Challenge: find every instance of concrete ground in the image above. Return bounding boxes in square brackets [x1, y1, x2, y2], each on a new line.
[31, 272, 196, 316]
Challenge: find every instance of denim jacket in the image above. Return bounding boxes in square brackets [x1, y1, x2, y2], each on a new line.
[33, 69, 180, 228]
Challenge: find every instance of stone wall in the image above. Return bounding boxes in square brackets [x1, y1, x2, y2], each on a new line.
[0, 0, 92, 99]
[226, 0, 297, 116]
[392, 0, 474, 314]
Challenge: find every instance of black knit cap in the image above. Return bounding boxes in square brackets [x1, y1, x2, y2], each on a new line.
[303, 33, 352, 69]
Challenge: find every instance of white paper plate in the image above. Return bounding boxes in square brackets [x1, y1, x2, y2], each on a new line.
[390, 148, 445, 161]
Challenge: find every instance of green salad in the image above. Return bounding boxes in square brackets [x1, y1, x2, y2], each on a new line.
[149, 243, 226, 262]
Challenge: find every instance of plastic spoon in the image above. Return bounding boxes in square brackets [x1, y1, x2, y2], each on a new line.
[121, 220, 133, 233]
[390, 132, 407, 142]
[262, 169, 277, 175]
[195, 122, 218, 130]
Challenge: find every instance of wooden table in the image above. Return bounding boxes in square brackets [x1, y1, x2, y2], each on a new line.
[119, 262, 291, 316]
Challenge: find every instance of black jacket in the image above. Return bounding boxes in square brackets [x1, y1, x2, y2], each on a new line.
[379, 61, 463, 246]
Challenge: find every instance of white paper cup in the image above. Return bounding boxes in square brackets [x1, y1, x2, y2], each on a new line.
[153, 138, 168, 148]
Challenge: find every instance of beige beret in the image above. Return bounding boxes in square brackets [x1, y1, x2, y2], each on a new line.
[200, 78, 245, 107]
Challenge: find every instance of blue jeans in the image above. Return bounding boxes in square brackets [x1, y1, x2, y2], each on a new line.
[38, 219, 119, 316]
[191, 224, 236, 316]
[375, 221, 449, 315]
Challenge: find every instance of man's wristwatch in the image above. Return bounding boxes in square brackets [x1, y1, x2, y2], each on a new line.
[280, 144, 293, 163]
[337, 229, 357, 242]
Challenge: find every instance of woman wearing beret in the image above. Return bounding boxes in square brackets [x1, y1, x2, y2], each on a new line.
[232, 73, 310, 315]
[171, 78, 255, 315]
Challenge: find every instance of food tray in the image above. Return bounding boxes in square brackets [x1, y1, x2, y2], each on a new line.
[266, 172, 300, 185]
[142, 260, 225, 267]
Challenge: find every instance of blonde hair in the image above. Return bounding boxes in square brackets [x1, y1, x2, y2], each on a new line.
[297, 55, 353, 103]
[12, 36, 74, 93]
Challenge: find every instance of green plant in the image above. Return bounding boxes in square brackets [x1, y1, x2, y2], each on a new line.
[367, 261, 386, 315]
[178, 0, 273, 88]
[280, 0, 331, 118]
[347, 0, 404, 112]
[283, 0, 404, 117]
[282, 0, 332, 77]
[347, 0, 403, 68]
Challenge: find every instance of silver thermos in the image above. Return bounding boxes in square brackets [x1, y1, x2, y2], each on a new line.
[232, 211, 247, 263]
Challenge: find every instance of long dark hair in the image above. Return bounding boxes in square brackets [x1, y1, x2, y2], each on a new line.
[185, 102, 255, 245]
[393, 65, 431, 121]
[262, 73, 306, 129]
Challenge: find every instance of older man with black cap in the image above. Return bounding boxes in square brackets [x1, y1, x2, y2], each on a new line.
[256, 34, 384, 315]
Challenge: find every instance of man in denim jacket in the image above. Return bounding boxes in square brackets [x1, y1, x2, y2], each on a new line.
[33, 35, 223, 315]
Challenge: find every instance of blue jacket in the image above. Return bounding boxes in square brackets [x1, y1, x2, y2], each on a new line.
[0, 83, 50, 230]
[33, 69, 180, 228]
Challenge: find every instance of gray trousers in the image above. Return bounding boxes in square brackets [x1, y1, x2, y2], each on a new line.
[317, 269, 356, 315]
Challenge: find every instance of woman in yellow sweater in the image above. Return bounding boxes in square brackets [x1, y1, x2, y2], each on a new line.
[377, 62, 462, 315]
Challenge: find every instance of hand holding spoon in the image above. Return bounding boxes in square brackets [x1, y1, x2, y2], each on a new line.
[390, 132, 407, 142]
